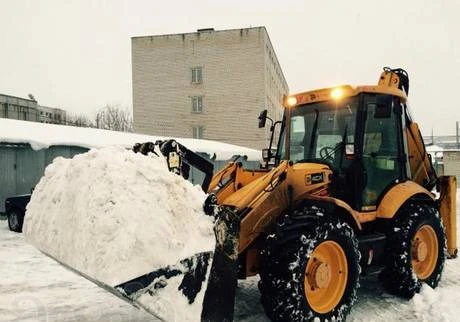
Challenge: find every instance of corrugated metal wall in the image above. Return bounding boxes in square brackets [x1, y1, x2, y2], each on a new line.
[0, 145, 17, 212]
[0, 144, 88, 212]
[0, 144, 261, 213]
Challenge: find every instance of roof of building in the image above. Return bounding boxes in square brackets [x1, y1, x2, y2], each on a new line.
[0, 118, 261, 161]
[426, 144, 444, 152]
[0, 93, 37, 103]
[131, 26, 266, 39]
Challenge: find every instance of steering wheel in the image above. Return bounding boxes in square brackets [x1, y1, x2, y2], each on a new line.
[319, 146, 335, 161]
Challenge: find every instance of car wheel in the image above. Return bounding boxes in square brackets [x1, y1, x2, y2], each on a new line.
[8, 209, 24, 233]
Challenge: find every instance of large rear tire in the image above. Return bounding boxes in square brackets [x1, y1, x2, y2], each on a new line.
[379, 202, 446, 299]
[259, 206, 361, 322]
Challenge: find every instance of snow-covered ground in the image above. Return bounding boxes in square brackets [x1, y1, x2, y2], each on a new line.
[0, 144, 459, 321]
[1, 216, 459, 322]
[0, 222, 154, 322]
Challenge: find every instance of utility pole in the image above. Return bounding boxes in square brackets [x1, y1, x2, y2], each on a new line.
[457, 121, 459, 147]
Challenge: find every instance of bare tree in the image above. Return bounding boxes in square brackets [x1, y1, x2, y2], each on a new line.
[95, 105, 133, 132]
[66, 113, 95, 128]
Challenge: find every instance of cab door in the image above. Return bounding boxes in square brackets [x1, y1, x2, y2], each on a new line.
[361, 95, 405, 210]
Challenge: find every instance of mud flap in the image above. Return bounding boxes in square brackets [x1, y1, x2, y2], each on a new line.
[201, 206, 240, 322]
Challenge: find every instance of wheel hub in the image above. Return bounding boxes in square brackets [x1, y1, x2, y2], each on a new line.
[308, 260, 331, 289]
[304, 240, 348, 314]
[413, 239, 428, 262]
[411, 225, 439, 280]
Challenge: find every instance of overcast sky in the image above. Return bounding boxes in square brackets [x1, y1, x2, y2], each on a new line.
[1, 0, 459, 135]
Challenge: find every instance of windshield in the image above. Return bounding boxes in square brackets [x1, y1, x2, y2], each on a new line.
[285, 97, 358, 167]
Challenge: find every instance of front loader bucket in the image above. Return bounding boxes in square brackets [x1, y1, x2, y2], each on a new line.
[29, 206, 241, 322]
[39, 250, 214, 321]
[116, 252, 212, 305]
[24, 143, 242, 321]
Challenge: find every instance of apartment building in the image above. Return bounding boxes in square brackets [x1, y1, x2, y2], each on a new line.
[0, 94, 40, 122]
[0, 93, 66, 124]
[132, 26, 288, 150]
[37, 105, 66, 124]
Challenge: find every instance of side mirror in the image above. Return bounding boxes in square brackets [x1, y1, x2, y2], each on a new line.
[258, 109, 268, 128]
[262, 148, 277, 163]
[345, 143, 355, 158]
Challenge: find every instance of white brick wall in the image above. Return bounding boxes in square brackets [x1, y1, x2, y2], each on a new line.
[443, 151, 460, 179]
[132, 27, 288, 150]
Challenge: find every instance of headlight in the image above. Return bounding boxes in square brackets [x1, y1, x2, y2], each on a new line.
[331, 87, 344, 100]
[286, 96, 297, 107]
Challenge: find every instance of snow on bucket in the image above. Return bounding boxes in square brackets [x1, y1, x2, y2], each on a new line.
[23, 146, 215, 321]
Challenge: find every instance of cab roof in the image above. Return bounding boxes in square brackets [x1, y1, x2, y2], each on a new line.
[284, 84, 407, 107]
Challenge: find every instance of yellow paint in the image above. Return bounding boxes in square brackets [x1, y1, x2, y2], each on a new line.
[439, 176, 458, 257]
[406, 122, 436, 188]
[377, 182, 434, 219]
[284, 84, 407, 108]
[208, 162, 268, 204]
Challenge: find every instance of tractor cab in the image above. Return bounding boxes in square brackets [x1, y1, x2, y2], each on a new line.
[269, 68, 437, 212]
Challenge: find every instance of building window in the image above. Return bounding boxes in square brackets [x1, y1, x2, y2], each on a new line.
[191, 96, 203, 113]
[192, 126, 204, 139]
[191, 67, 202, 84]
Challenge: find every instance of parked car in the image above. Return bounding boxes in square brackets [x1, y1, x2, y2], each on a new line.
[5, 194, 31, 233]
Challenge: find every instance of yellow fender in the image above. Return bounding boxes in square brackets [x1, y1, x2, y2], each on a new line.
[293, 194, 363, 231]
[377, 181, 434, 219]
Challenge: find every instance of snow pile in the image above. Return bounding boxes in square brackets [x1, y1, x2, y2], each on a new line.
[23, 146, 215, 320]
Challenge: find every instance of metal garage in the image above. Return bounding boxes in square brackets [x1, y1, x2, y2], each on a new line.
[0, 119, 261, 213]
[0, 143, 88, 212]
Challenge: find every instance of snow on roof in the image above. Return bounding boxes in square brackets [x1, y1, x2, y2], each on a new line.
[426, 145, 444, 152]
[0, 118, 261, 161]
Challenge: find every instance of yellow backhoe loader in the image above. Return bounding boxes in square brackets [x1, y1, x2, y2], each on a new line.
[196, 67, 457, 322]
[34, 67, 458, 322]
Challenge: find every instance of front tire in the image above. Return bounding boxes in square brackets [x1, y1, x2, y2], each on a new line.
[379, 203, 446, 299]
[259, 207, 361, 322]
[8, 209, 24, 233]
